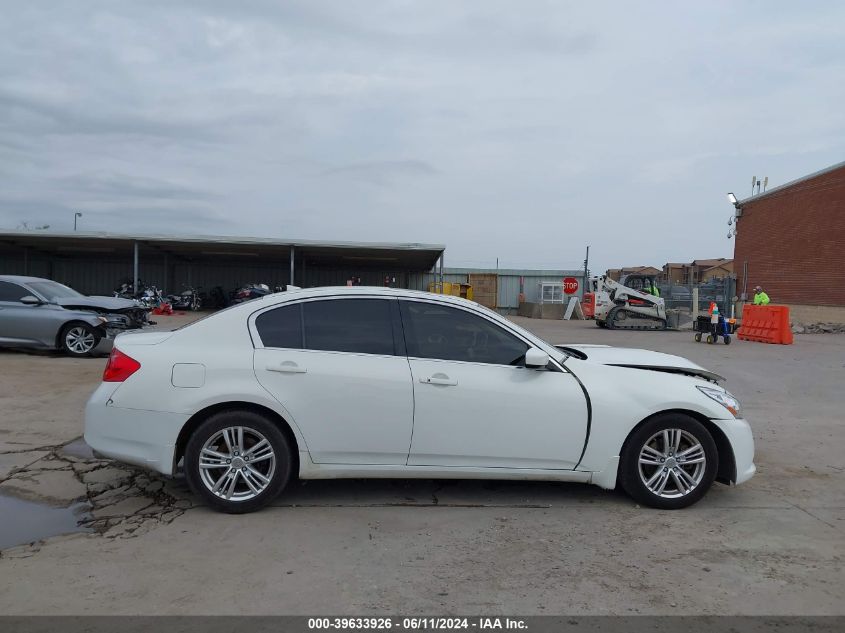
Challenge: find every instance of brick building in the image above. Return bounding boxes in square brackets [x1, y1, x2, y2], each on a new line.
[732, 160, 845, 323]
[661, 258, 733, 284]
[606, 265, 661, 282]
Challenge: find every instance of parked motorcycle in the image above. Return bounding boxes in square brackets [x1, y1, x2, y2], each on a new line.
[231, 282, 276, 304]
[114, 279, 165, 309]
[113, 279, 136, 300]
[167, 285, 202, 311]
[137, 285, 165, 309]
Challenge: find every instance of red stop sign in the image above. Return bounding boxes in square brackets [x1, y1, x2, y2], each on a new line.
[563, 277, 579, 294]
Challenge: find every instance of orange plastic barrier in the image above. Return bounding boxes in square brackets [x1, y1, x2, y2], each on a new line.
[583, 292, 595, 319]
[737, 304, 793, 345]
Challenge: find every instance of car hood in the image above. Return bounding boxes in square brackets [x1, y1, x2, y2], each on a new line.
[556, 344, 724, 383]
[56, 296, 141, 312]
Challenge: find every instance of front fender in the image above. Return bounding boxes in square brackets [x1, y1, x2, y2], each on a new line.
[568, 361, 737, 472]
[61, 312, 104, 328]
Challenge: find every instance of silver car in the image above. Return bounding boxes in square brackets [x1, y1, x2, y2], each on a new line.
[0, 275, 150, 357]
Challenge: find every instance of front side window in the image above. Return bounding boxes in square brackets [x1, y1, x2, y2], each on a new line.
[400, 301, 528, 365]
[303, 299, 395, 355]
[0, 281, 28, 302]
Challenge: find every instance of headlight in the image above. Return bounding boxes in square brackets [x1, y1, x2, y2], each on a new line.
[697, 385, 742, 418]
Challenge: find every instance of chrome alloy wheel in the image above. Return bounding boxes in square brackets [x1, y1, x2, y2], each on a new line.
[65, 326, 96, 354]
[198, 426, 276, 502]
[638, 428, 707, 498]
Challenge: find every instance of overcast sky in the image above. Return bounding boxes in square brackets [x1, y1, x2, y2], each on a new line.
[1, 1, 843, 273]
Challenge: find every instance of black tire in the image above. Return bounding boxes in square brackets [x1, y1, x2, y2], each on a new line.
[618, 413, 718, 509]
[694, 333, 702, 342]
[724, 335, 731, 345]
[184, 410, 293, 513]
[706, 334, 714, 344]
[596, 320, 606, 328]
[60, 322, 101, 357]
[606, 307, 620, 330]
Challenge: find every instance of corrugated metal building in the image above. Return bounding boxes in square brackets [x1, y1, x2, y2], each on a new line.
[0, 231, 445, 296]
[0, 231, 581, 314]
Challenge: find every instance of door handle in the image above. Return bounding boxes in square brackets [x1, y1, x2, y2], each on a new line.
[266, 361, 307, 374]
[420, 374, 458, 386]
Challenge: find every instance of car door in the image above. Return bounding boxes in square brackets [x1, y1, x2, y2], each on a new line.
[252, 297, 414, 465]
[400, 299, 588, 470]
[0, 280, 50, 345]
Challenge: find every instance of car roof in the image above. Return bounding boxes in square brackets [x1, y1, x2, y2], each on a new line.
[258, 285, 483, 309]
[0, 275, 51, 283]
[211, 285, 505, 327]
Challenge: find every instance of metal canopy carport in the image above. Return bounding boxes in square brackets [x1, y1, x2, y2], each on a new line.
[0, 231, 446, 296]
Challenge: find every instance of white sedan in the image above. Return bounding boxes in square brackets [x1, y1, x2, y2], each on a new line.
[85, 287, 755, 513]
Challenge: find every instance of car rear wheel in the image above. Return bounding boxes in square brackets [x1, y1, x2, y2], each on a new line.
[619, 413, 717, 509]
[185, 410, 292, 513]
[61, 323, 100, 357]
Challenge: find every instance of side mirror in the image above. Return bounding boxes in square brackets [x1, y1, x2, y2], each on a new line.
[524, 347, 550, 369]
[20, 295, 43, 305]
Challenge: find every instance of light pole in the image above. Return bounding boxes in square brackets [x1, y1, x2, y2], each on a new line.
[74, 212, 83, 231]
[726, 193, 743, 313]
[582, 245, 590, 299]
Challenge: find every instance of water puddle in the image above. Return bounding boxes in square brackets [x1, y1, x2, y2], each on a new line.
[61, 437, 95, 460]
[0, 493, 92, 550]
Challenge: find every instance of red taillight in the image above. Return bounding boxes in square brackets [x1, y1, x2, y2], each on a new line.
[103, 348, 141, 382]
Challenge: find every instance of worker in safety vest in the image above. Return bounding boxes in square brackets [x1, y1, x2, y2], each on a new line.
[645, 279, 660, 297]
[753, 286, 770, 305]
[709, 302, 721, 333]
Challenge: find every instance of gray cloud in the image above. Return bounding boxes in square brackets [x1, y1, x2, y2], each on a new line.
[1, 1, 843, 272]
[0, 88, 219, 142]
[58, 172, 218, 202]
[321, 159, 438, 186]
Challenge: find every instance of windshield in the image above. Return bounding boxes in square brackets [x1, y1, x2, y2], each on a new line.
[27, 281, 85, 302]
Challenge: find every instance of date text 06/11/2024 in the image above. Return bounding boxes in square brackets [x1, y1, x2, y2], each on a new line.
[307, 617, 528, 630]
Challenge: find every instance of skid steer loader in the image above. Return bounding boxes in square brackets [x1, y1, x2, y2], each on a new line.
[592, 274, 667, 330]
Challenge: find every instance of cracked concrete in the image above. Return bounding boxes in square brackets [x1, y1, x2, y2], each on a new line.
[0, 438, 194, 543]
[0, 314, 842, 615]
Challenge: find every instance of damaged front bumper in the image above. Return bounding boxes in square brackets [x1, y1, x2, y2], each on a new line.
[91, 312, 150, 354]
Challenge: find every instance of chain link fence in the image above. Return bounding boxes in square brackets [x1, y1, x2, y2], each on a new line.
[656, 278, 737, 329]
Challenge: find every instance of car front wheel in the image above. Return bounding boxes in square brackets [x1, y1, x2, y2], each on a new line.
[61, 323, 100, 357]
[184, 410, 293, 513]
[619, 413, 718, 509]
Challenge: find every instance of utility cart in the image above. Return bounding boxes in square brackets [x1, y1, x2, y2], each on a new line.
[693, 314, 736, 344]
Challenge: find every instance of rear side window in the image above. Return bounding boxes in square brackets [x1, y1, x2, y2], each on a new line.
[0, 281, 28, 302]
[400, 301, 528, 365]
[303, 299, 395, 355]
[255, 304, 303, 349]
